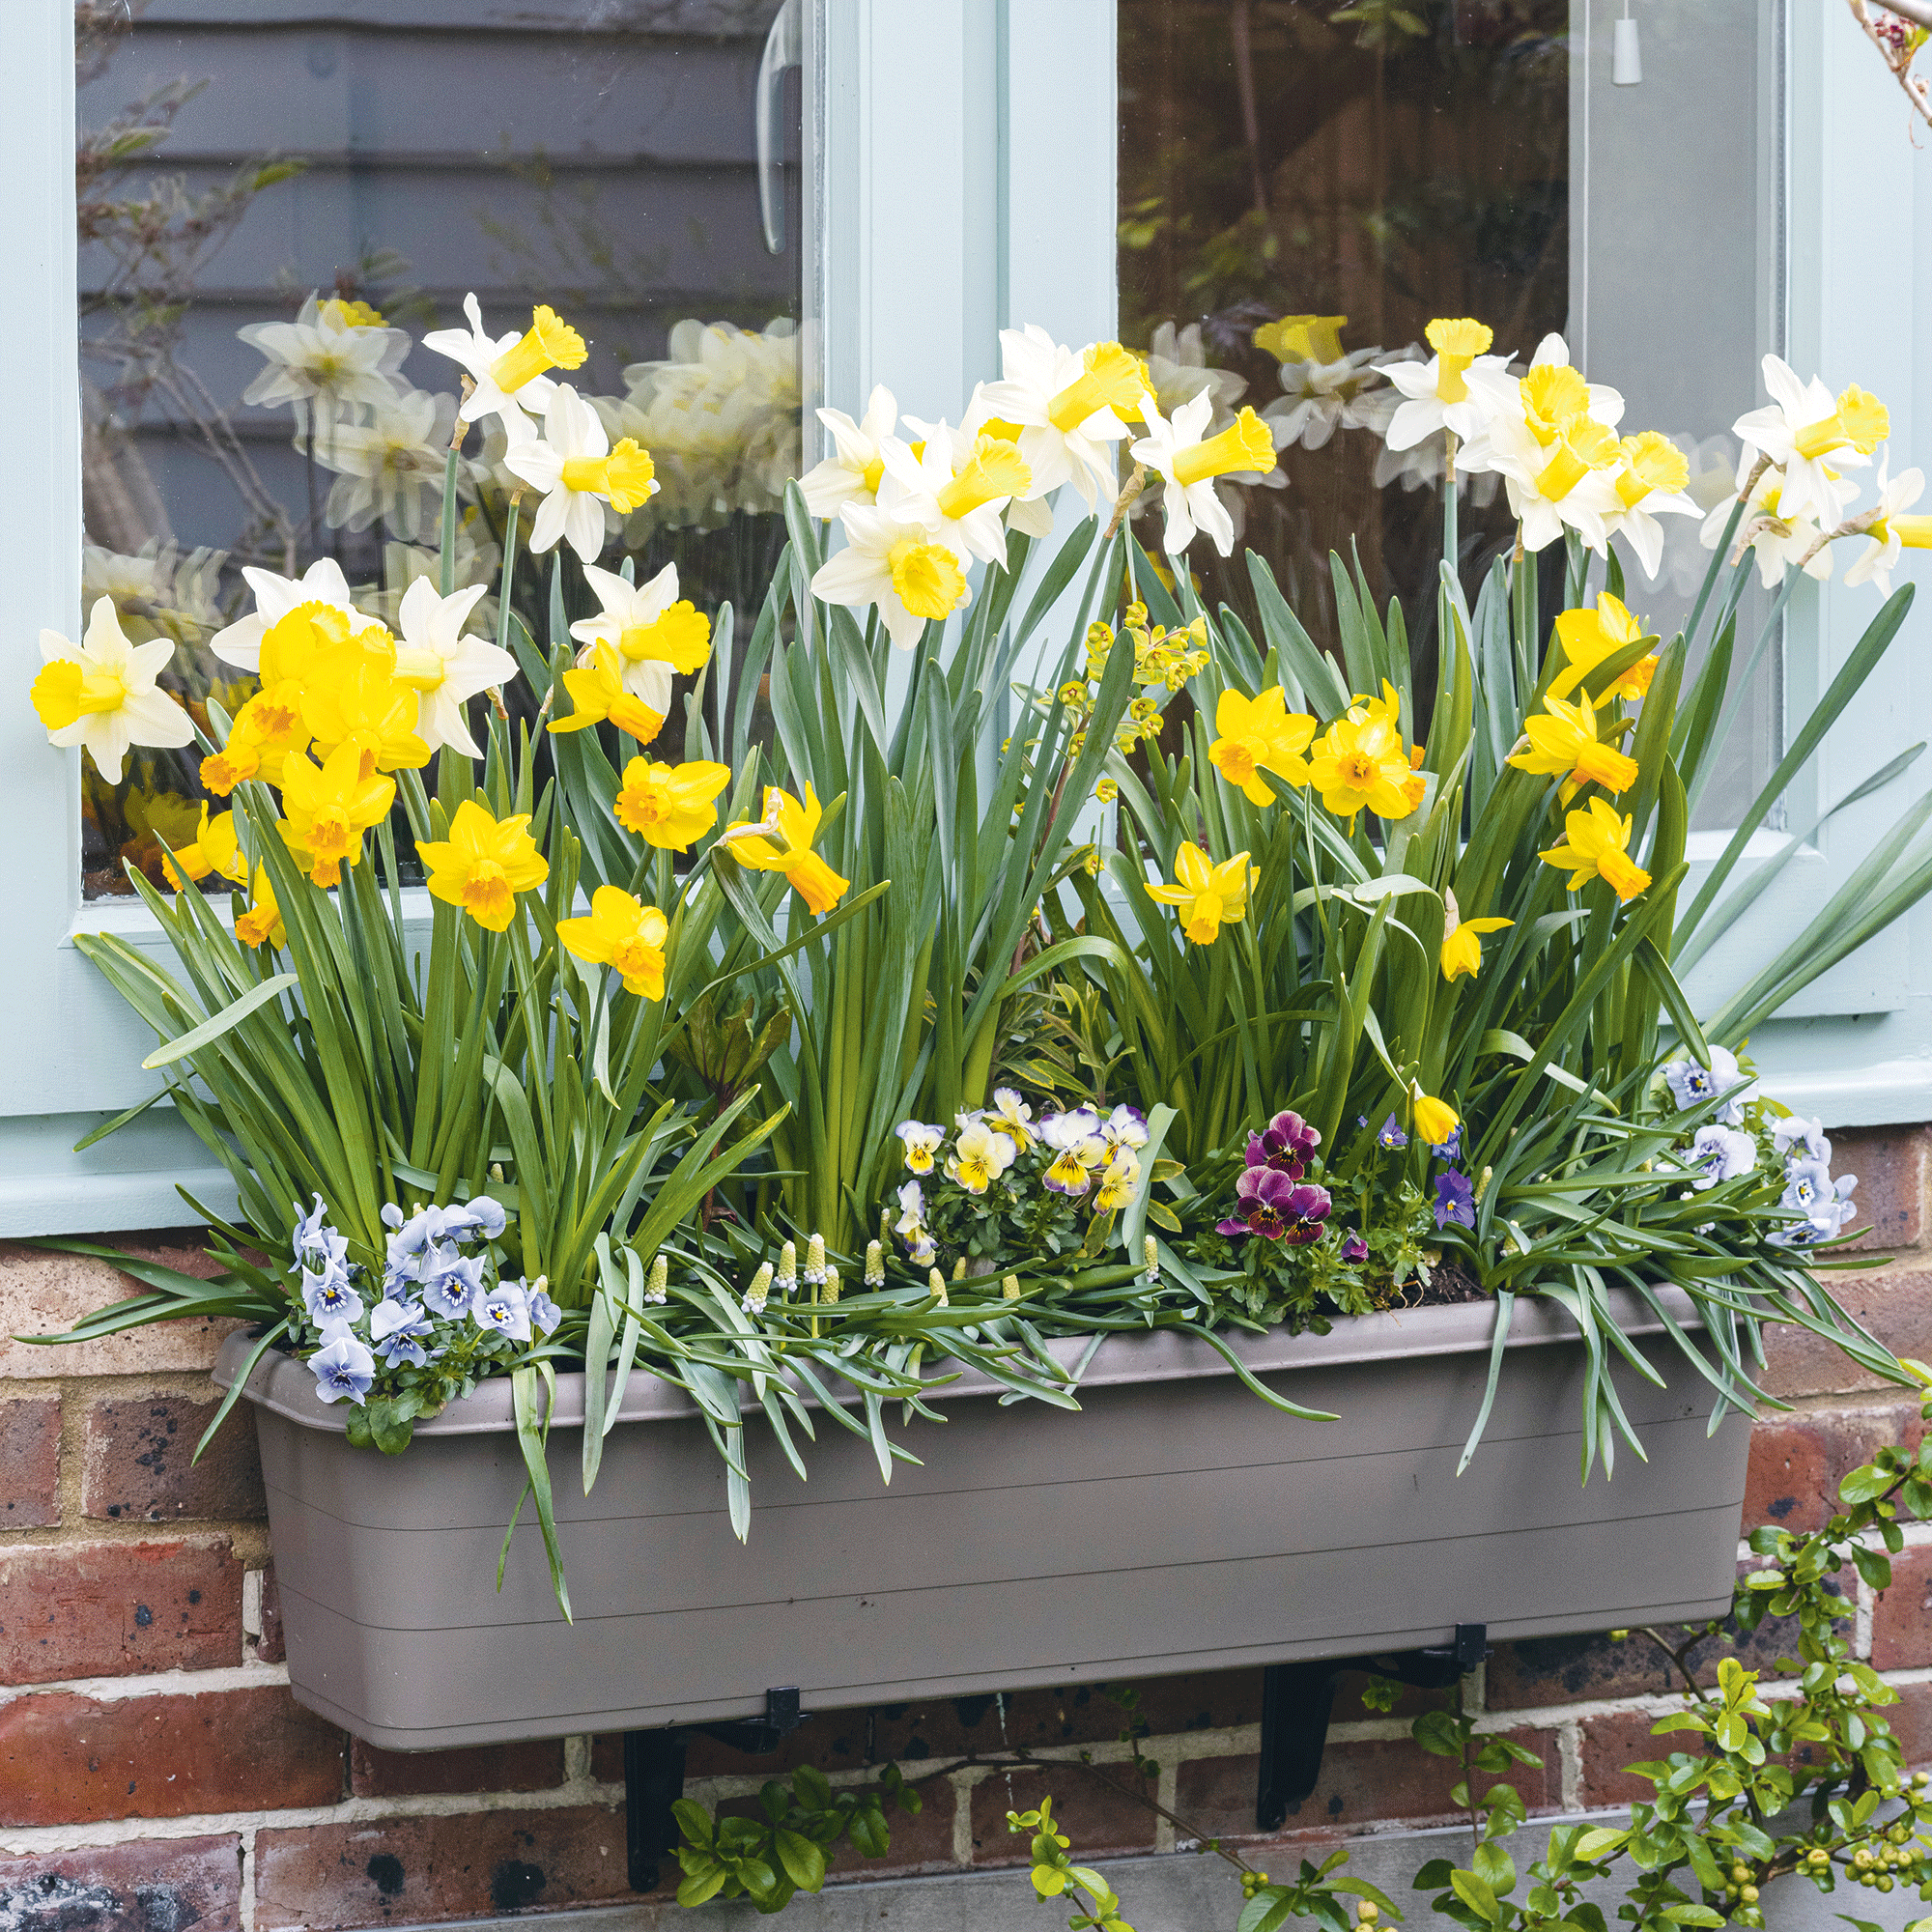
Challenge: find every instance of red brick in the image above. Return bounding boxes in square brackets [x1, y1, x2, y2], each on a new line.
[1744, 1403, 1922, 1534]
[0, 1395, 59, 1526]
[1578, 1708, 1698, 1809]
[257, 1562, 285, 1664]
[0, 1833, 241, 1930]
[968, 1759, 1158, 1864]
[1175, 1727, 1559, 1844]
[80, 1393, 266, 1523]
[1872, 1544, 1932, 1669]
[828, 1773, 956, 1882]
[1875, 1678, 1932, 1769]
[253, 1805, 645, 1928]
[0, 1536, 242, 1683]
[1832, 1124, 1931, 1252]
[1761, 1259, 1932, 1398]
[0, 1687, 345, 1826]
[349, 1735, 566, 1797]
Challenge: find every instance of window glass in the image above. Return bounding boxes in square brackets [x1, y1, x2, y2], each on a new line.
[1118, 0, 1779, 824]
[74, 0, 803, 896]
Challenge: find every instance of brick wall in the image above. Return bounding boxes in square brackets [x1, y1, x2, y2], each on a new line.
[6, 1126, 1932, 1928]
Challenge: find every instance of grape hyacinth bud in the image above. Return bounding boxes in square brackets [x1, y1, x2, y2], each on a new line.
[864, 1239, 886, 1286]
[646, 1254, 668, 1305]
[879, 1207, 893, 1250]
[743, 1262, 773, 1315]
[1002, 1274, 1021, 1300]
[804, 1233, 826, 1285]
[822, 1266, 840, 1305]
[775, 1239, 797, 1294]
[1144, 1235, 1159, 1281]
[952, 1256, 968, 1281]
[927, 1267, 949, 1306]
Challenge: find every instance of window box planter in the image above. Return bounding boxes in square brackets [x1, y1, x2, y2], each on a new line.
[215, 1286, 1747, 1752]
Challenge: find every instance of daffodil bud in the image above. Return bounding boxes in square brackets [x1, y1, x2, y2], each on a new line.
[646, 1254, 668, 1305]
[804, 1233, 826, 1285]
[1002, 1274, 1021, 1300]
[864, 1239, 885, 1286]
[821, 1267, 840, 1305]
[928, 1267, 949, 1307]
[743, 1262, 773, 1314]
[775, 1239, 797, 1293]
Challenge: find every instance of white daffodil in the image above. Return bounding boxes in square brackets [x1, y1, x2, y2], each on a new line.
[391, 579, 518, 757]
[1130, 393, 1278, 556]
[237, 293, 409, 437]
[1699, 459, 1835, 588]
[1844, 461, 1930, 595]
[1379, 318, 1512, 456]
[567, 560, 713, 718]
[1261, 346, 1389, 452]
[30, 597, 194, 782]
[1733, 355, 1886, 527]
[1136, 321, 1247, 426]
[1599, 431, 1703, 581]
[1461, 331, 1624, 464]
[881, 417, 1030, 565]
[975, 325, 1147, 511]
[503, 384, 658, 562]
[209, 556, 363, 672]
[810, 501, 971, 650]
[312, 387, 455, 542]
[800, 384, 898, 519]
[957, 386, 1060, 538]
[421, 294, 587, 442]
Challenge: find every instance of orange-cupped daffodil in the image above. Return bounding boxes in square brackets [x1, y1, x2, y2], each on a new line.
[160, 806, 247, 892]
[1507, 689, 1638, 801]
[278, 740, 397, 889]
[612, 756, 732, 851]
[1549, 592, 1658, 702]
[234, 867, 286, 951]
[1538, 796, 1652, 901]
[549, 641, 667, 745]
[1307, 711, 1417, 821]
[1438, 889, 1512, 983]
[1146, 840, 1253, 947]
[722, 783, 850, 916]
[555, 885, 669, 1000]
[200, 685, 309, 795]
[416, 799, 549, 932]
[1208, 686, 1315, 807]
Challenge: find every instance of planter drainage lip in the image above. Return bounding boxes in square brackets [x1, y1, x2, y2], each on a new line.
[214, 1282, 1697, 1436]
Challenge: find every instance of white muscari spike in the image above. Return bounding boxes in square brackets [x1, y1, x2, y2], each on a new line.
[646, 1254, 668, 1305]
[743, 1262, 774, 1314]
[1144, 1236, 1160, 1282]
[927, 1267, 949, 1307]
[864, 1239, 886, 1286]
[775, 1239, 797, 1292]
[804, 1233, 827, 1284]
[822, 1267, 840, 1305]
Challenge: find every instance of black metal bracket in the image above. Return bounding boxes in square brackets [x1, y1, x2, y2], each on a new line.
[624, 1687, 811, 1892]
[1256, 1624, 1488, 1831]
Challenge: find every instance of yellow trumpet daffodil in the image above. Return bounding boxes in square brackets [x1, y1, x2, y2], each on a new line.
[301, 650, 430, 776]
[392, 579, 518, 758]
[800, 384, 898, 518]
[1307, 712, 1417, 821]
[1508, 689, 1639, 801]
[234, 867, 286, 951]
[415, 799, 550, 932]
[30, 597, 194, 783]
[1383, 317, 1507, 454]
[1539, 796, 1652, 901]
[424, 296, 586, 441]
[972, 328, 1141, 514]
[278, 739, 397, 889]
[612, 756, 732, 851]
[722, 783, 851, 916]
[160, 806, 247, 891]
[208, 556, 361, 675]
[548, 641, 667, 745]
[1147, 840, 1252, 946]
[555, 885, 669, 1000]
[568, 560, 712, 729]
[254, 599, 375, 690]
[1254, 314, 1349, 366]
[810, 503, 972, 651]
[1130, 398, 1278, 557]
[1438, 889, 1512, 982]
[1602, 431, 1700, 580]
[1208, 686, 1316, 806]
[1734, 355, 1886, 526]
[1549, 592, 1659, 702]
[1411, 1088, 1460, 1148]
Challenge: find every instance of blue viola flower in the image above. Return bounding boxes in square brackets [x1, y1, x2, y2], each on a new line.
[309, 1334, 376, 1406]
[473, 1282, 532, 1345]
[292, 1194, 349, 1276]
[442, 1195, 508, 1241]
[1662, 1045, 1755, 1125]
[420, 1249, 486, 1320]
[1434, 1170, 1476, 1230]
[1376, 1115, 1408, 1151]
[302, 1267, 362, 1329]
[1430, 1125, 1462, 1161]
[370, 1295, 440, 1370]
[526, 1282, 563, 1337]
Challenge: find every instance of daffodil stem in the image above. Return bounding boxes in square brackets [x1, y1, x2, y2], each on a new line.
[439, 447, 460, 599]
[496, 493, 524, 671]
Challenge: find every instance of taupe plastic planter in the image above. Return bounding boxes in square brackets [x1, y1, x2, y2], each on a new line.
[215, 1287, 1749, 1751]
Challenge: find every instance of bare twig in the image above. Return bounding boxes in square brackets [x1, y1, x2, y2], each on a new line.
[1847, 0, 1932, 128]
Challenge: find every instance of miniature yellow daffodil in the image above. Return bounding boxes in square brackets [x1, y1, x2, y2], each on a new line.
[946, 1119, 1018, 1195]
[233, 867, 286, 951]
[1147, 840, 1253, 946]
[548, 642, 668, 745]
[1411, 1089, 1460, 1148]
[722, 783, 850, 916]
[277, 740, 397, 888]
[415, 799, 550, 932]
[1508, 689, 1639, 801]
[200, 686, 309, 795]
[555, 885, 669, 999]
[612, 756, 732, 851]
[1307, 712, 1417, 821]
[1539, 797, 1652, 901]
[1208, 686, 1316, 806]
[30, 597, 194, 783]
[1438, 889, 1512, 983]
[301, 650, 430, 776]
[160, 805, 247, 891]
[254, 598, 368, 690]
[1549, 592, 1658, 702]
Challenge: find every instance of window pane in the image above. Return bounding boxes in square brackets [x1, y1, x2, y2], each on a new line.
[1118, 0, 1778, 824]
[75, 0, 804, 897]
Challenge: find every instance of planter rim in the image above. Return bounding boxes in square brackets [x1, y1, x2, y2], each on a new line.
[214, 1282, 1703, 1438]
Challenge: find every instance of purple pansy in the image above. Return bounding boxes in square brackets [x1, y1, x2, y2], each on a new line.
[1217, 1168, 1332, 1245]
[1246, 1109, 1321, 1179]
[1340, 1231, 1369, 1263]
[1376, 1115, 1408, 1151]
[1434, 1170, 1476, 1230]
[1430, 1126, 1462, 1161]
[309, 1334, 376, 1406]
